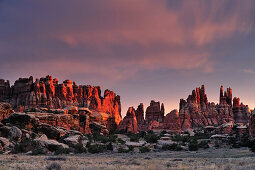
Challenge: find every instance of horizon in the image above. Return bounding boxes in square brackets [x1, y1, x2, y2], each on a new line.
[1, 74, 253, 117]
[1, 0, 255, 116]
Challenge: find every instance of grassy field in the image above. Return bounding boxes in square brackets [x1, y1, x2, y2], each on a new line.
[0, 148, 255, 170]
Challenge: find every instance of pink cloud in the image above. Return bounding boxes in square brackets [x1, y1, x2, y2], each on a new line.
[1, 0, 254, 82]
[49, 0, 253, 76]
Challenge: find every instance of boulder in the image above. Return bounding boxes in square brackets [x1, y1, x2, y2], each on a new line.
[125, 141, 146, 147]
[0, 137, 10, 151]
[0, 125, 22, 142]
[89, 122, 109, 135]
[37, 123, 66, 140]
[44, 140, 69, 151]
[9, 126, 22, 142]
[2, 113, 39, 130]
[0, 103, 13, 122]
[34, 137, 69, 152]
[63, 135, 81, 147]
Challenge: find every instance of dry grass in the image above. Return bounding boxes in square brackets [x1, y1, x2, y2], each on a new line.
[0, 148, 255, 170]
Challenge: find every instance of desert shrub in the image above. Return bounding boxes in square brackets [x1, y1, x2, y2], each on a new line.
[86, 134, 93, 143]
[247, 140, 255, 152]
[172, 135, 189, 143]
[54, 146, 71, 155]
[247, 139, 255, 148]
[74, 143, 86, 154]
[12, 139, 33, 153]
[232, 143, 241, 148]
[138, 131, 147, 138]
[147, 130, 154, 134]
[159, 130, 168, 137]
[194, 133, 210, 140]
[198, 140, 209, 149]
[108, 134, 117, 143]
[239, 134, 250, 147]
[128, 145, 134, 152]
[46, 157, 66, 161]
[214, 141, 220, 148]
[117, 129, 126, 134]
[227, 137, 238, 145]
[139, 146, 151, 153]
[188, 140, 198, 151]
[128, 133, 140, 142]
[106, 142, 113, 151]
[45, 162, 62, 170]
[117, 138, 126, 144]
[250, 144, 255, 152]
[162, 143, 182, 151]
[29, 108, 37, 113]
[162, 144, 171, 151]
[118, 148, 129, 153]
[31, 147, 44, 155]
[93, 133, 109, 143]
[144, 133, 159, 143]
[87, 144, 106, 154]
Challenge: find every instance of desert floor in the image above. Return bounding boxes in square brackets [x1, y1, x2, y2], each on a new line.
[0, 148, 255, 170]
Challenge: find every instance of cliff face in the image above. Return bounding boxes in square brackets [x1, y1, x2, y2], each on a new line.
[117, 107, 138, 133]
[145, 100, 164, 124]
[0, 75, 122, 127]
[120, 85, 250, 135]
[179, 85, 250, 132]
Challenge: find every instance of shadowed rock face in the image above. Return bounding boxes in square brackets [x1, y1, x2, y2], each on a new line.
[0, 75, 122, 128]
[119, 85, 250, 135]
[145, 100, 164, 124]
[117, 107, 138, 133]
[0, 103, 14, 122]
[163, 110, 181, 133]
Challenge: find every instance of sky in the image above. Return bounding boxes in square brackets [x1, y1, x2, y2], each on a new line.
[0, 0, 255, 116]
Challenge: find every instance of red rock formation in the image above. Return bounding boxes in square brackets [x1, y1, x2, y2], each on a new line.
[249, 111, 255, 138]
[0, 80, 10, 102]
[179, 85, 250, 134]
[232, 97, 250, 125]
[135, 103, 144, 124]
[145, 100, 164, 124]
[179, 85, 218, 131]
[163, 110, 181, 133]
[0, 103, 14, 122]
[220, 86, 232, 106]
[0, 76, 122, 130]
[117, 107, 138, 133]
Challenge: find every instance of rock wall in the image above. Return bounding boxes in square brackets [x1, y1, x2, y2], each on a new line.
[0, 76, 122, 127]
[120, 85, 250, 135]
[0, 103, 14, 122]
[250, 111, 255, 138]
[145, 100, 164, 123]
[117, 107, 138, 133]
[179, 85, 250, 133]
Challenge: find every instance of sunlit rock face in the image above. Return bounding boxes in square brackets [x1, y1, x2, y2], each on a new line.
[0, 75, 122, 129]
[179, 85, 250, 134]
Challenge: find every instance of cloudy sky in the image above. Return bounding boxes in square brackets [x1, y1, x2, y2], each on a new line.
[1, 0, 255, 116]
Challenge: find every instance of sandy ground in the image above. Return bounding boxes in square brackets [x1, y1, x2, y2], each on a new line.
[0, 148, 255, 170]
